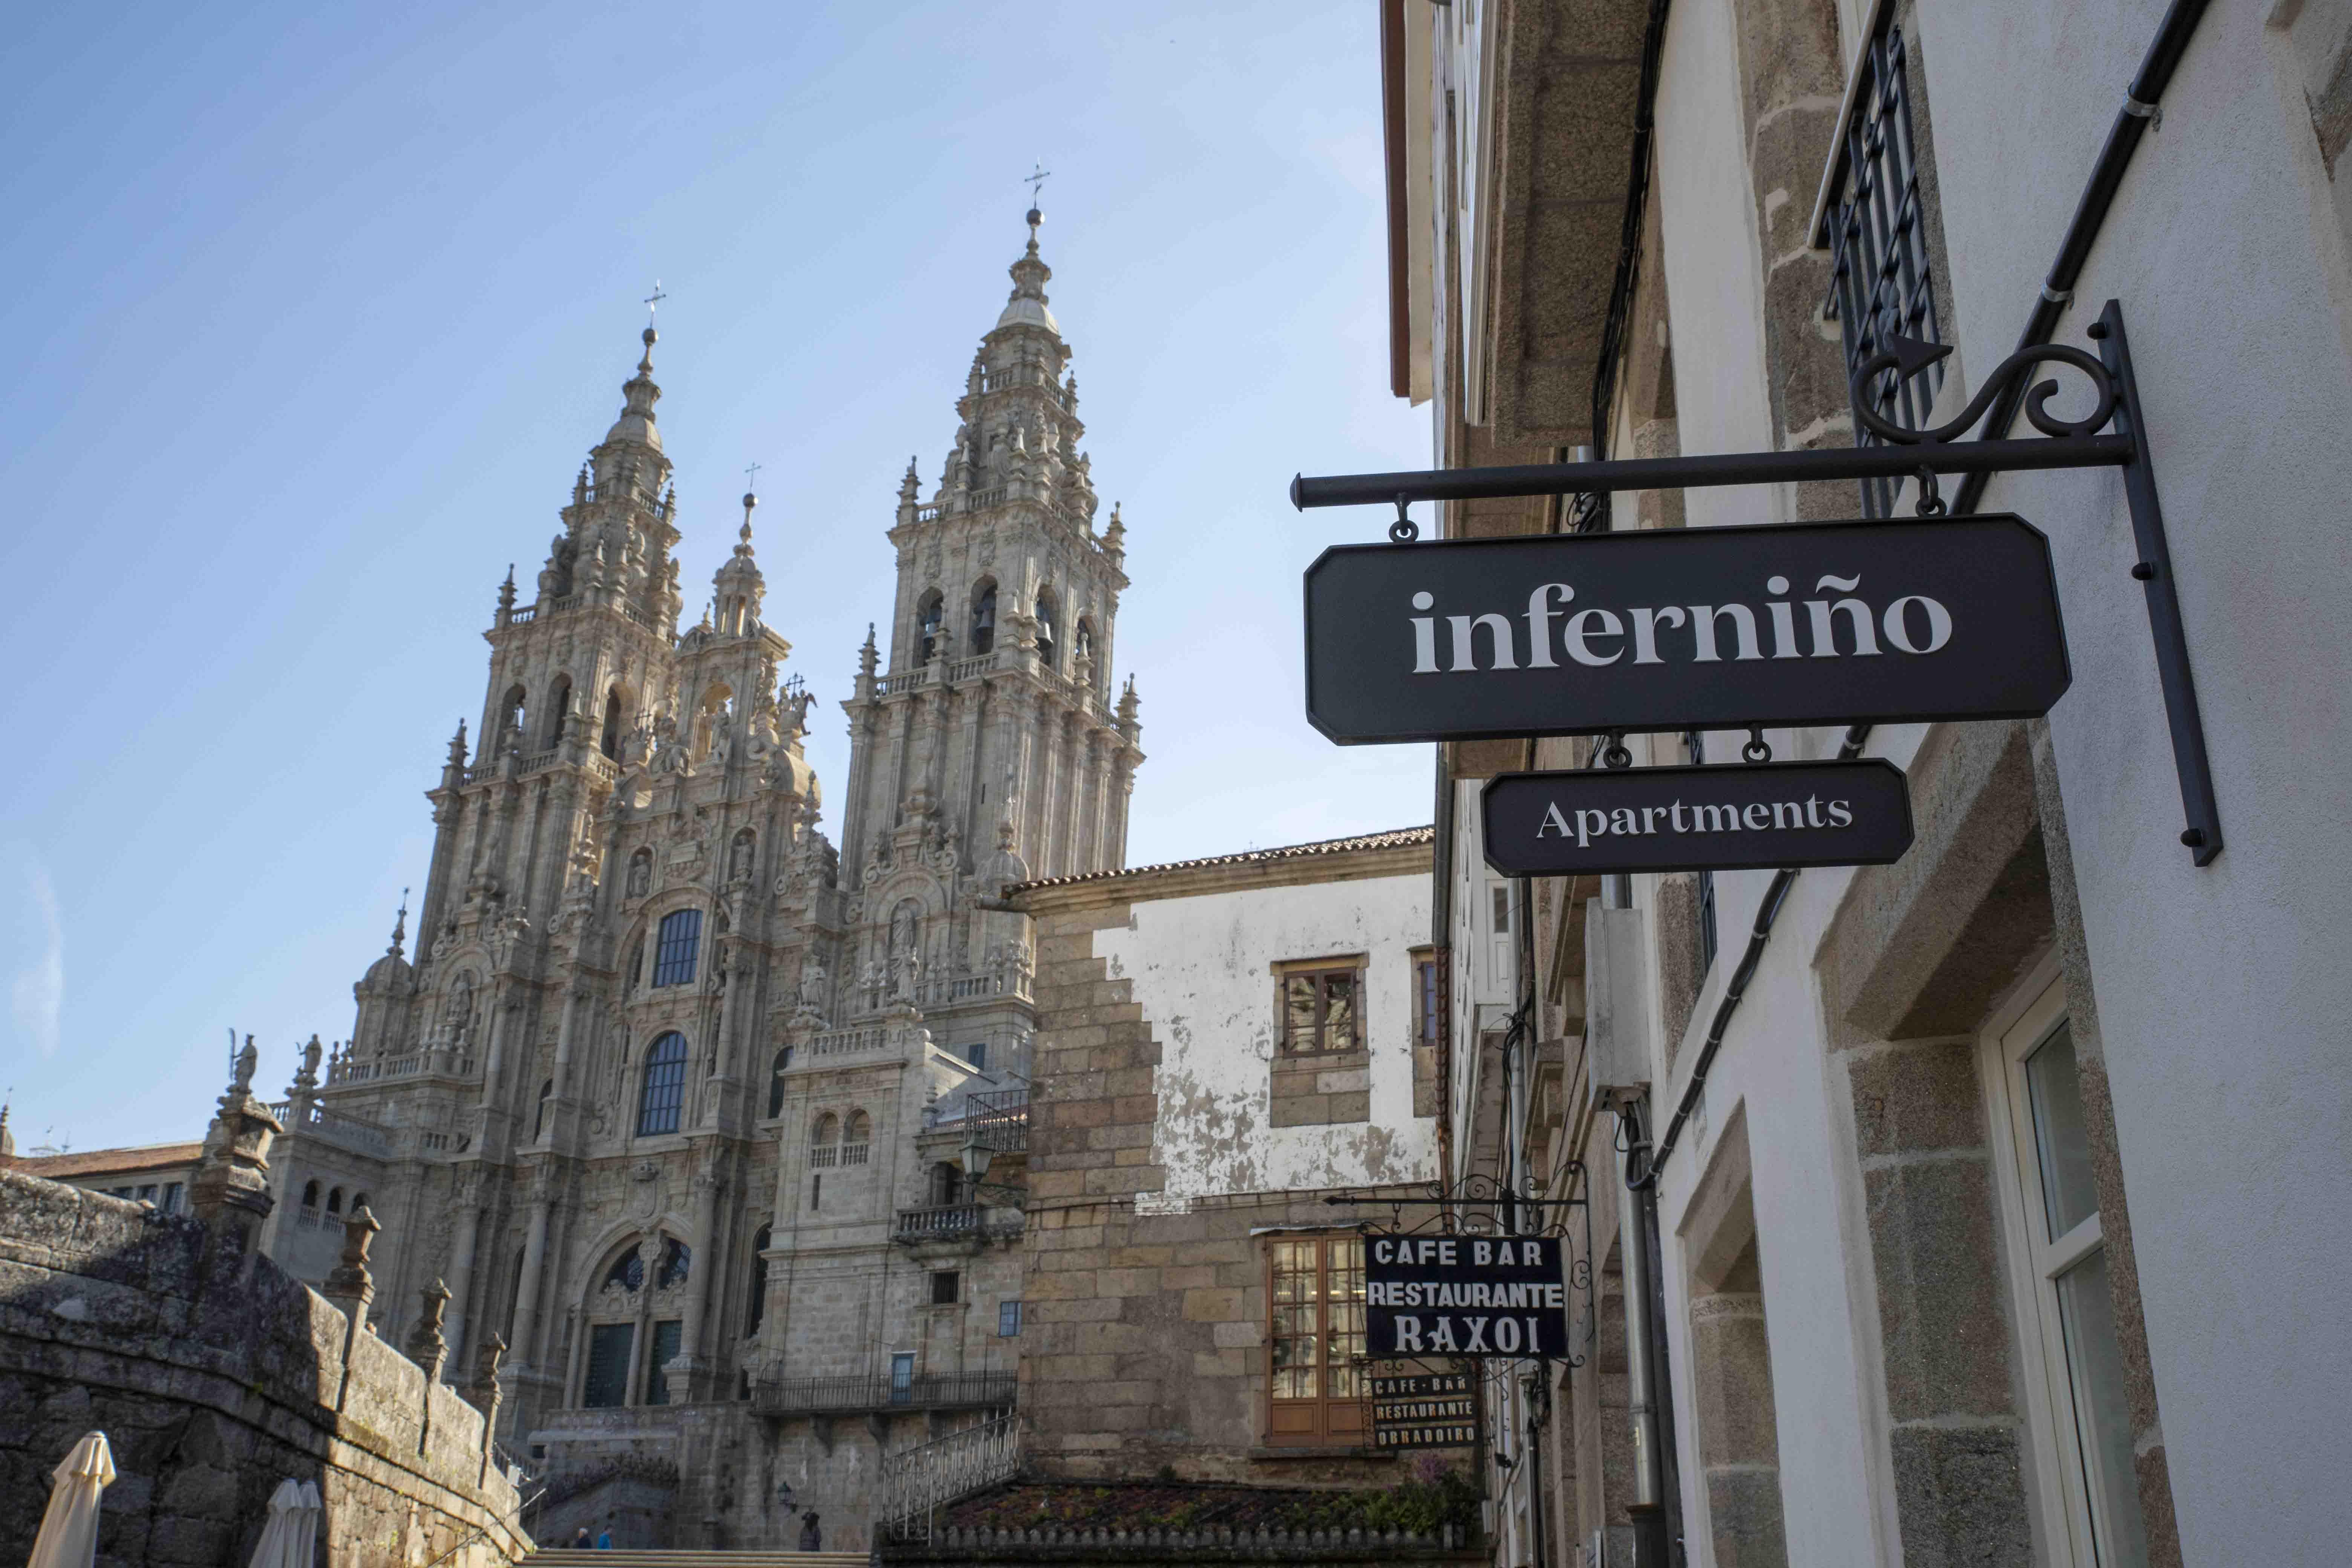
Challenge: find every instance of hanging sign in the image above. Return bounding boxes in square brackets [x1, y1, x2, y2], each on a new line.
[1364, 1232, 1570, 1358]
[1302, 515, 2069, 744]
[1369, 1369, 1480, 1450]
[1481, 760, 1914, 876]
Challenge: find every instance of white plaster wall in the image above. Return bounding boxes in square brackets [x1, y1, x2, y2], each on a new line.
[1092, 873, 1436, 1200]
[1653, 0, 1780, 530]
[1622, 1, 2352, 1560]
[1915, 3, 2352, 1557]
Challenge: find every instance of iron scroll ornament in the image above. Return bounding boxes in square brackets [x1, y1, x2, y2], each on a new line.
[1849, 334, 2119, 446]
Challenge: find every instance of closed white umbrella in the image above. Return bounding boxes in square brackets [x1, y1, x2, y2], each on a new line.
[245, 1479, 322, 1568]
[26, 1432, 114, 1568]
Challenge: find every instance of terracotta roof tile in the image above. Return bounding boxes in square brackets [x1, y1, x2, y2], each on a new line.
[5, 1141, 205, 1180]
[1010, 825, 1434, 892]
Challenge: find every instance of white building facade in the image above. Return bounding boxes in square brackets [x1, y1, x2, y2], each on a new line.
[1378, 0, 2352, 1564]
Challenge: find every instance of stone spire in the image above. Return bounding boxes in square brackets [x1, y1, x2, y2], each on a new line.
[713, 490, 764, 634]
[1, 1102, 12, 1159]
[997, 204, 1059, 334]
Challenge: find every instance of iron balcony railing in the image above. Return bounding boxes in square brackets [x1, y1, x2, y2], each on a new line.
[877, 1411, 1021, 1543]
[961, 1088, 1029, 1153]
[750, 1370, 1015, 1418]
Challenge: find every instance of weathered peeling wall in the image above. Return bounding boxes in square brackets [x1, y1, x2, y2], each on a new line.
[1089, 873, 1435, 1201]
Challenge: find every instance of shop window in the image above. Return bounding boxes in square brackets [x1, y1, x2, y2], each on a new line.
[1265, 1235, 1366, 1446]
[652, 909, 702, 987]
[1992, 981, 2151, 1568]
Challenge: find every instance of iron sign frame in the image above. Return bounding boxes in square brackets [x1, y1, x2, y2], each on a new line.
[1291, 303, 2221, 864]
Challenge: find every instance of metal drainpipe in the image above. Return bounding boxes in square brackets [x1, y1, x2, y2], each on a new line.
[1617, 1101, 1667, 1566]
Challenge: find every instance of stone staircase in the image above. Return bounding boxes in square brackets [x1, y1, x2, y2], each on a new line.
[527, 1554, 870, 1568]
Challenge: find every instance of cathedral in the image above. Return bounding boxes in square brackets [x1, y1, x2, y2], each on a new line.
[254, 207, 1141, 1544]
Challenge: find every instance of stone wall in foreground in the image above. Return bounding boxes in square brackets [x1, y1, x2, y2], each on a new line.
[0, 1169, 527, 1568]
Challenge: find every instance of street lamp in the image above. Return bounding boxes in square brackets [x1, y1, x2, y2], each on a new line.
[959, 1130, 1023, 1205]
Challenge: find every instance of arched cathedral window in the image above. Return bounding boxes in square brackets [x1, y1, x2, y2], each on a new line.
[545, 676, 572, 747]
[1074, 618, 1095, 668]
[656, 1237, 691, 1289]
[636, 1031, 688, 1135]
[500, 683, 527, 740]
[843, 1110, 872, 1166]
[971, 584, 997, 655]
[917, 591, 945, 663]
[352, 1192, 369, 1212]
[604, 1249, 646, 1292]
[767, 1049, 793, 1118]
[745, 1223, 771, 1336]
[1035, 590, 1058, 668]
[326, 1188, 343, 1214]
[302, 1181, 320, 1210]
[600, 685, 626, 760]
[653, 910, 701, 987]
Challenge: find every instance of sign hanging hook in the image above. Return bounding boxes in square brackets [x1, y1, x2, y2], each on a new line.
[1390, 493, 1419, 544]
[1744, 727, 1773, 763]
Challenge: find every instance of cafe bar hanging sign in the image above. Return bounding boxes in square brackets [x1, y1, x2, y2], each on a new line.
[1482, 759, 1914, 877]
[1364, 1233, 1571, 1359]
[1301, 514, 2070, 746]
[1369, 1370, 1480, 1450]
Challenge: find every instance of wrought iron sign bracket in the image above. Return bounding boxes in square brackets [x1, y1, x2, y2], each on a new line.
[1291, 300, 2220, 864]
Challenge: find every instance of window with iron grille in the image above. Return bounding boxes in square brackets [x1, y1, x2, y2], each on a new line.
[652, 908, 702, 987]
[1278, 962, 1363, 1055]
[1820, 20, 1944, 518]
[637, 1032, 688, 1136]
[931, 1269, 960, 1306]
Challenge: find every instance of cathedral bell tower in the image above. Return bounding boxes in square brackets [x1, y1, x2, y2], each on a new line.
[831, 204, 1144, 1060]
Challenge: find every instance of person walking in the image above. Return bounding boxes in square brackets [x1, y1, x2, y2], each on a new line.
[596, 1524, 614, 1550]
[798, 1511, 822, 1551]
[572, 1528, 592, 1548]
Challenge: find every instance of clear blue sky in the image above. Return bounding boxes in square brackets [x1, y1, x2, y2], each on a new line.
[0, 1, 1433, 1152]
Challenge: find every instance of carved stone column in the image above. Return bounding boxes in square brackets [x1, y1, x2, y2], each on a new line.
[669, 1159, 726, 1403]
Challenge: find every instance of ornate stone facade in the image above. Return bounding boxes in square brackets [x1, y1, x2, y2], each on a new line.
[254, 210, 1142, 1548]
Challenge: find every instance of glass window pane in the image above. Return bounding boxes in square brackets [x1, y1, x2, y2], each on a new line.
[644, 1320, 683, 1406]
[2024, 1021, 2099, 1240]
[652, 909, 703, 988]
[1283, 976, 1318, 1052]
[584, 1323, 634, 1408]
[2055, 1249, 2151, 1567]
[1323, 974, 1357, 1052]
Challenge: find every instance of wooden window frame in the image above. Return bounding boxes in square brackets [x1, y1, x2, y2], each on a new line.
[1263, 1233, 1368, 1448]
[1274, 955, 1369, 1057]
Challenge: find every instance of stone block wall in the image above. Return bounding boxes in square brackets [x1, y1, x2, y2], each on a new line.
[0, 1170, 527, 1568]
[1019, 899, 1407, 1487]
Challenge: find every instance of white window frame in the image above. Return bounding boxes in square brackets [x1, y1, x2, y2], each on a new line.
[1978, 963, 2128, 1568]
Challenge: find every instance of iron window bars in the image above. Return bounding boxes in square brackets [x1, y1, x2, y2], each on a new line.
[1823, 21, 1944, 518]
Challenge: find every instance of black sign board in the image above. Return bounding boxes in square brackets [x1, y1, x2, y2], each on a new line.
[1302, 514, 2070, 744]
[1369, 1370, 1479, 1450]
[1365, 1232, 1570, 1358]
[1481, 760, 1914, 876]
